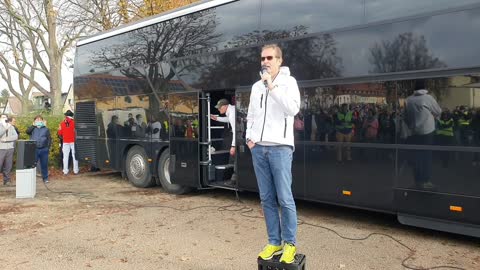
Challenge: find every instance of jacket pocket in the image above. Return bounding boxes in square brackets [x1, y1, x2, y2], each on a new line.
[284, 118, 287, 138]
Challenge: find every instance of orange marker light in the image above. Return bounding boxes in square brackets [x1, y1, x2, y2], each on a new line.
[450, 206, 463, 212]
[342, 190, 352, 196]
[105, 160, 110, 164]
[148, 158, 153, 163]
[85, 157, 90, 161]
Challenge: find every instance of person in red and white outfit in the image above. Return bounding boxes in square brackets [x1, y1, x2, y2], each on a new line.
[58, 110, 79, 175]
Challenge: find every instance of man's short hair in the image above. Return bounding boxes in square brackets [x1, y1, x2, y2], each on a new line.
[262, 44, 283, 59]
[215, 99, 230, 109]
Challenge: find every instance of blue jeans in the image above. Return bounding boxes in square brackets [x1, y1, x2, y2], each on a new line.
[36, 148, 49, 181]
[251, 145, 297, 245]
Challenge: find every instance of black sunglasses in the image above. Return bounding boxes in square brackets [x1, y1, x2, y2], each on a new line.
[261, 56, 275, 61]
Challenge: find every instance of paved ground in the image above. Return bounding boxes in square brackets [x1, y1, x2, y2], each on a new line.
[0, 172, 478, 270]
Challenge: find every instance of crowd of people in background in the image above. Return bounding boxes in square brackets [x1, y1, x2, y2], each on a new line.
[291, 102, 480, 149]
[107, 113, 171, 140]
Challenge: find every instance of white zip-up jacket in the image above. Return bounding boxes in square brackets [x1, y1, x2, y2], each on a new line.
[246, 67, 300, 147]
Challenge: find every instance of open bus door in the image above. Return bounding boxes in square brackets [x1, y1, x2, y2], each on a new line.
[168, 92, 200, 188]
[198, 91, 238, 190]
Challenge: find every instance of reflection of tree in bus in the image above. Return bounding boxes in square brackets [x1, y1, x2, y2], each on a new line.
[370, 32, 446, 73]
[90, 9, 220, 114]
[196, 26, 343, 88]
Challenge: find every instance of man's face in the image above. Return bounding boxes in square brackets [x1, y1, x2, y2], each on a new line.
[218, 105, 227, 115]
[11, 118, 16, 125]
[261, 48, 282, 75]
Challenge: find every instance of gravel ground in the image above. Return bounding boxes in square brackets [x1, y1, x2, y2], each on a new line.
[0, 172, 478, 270]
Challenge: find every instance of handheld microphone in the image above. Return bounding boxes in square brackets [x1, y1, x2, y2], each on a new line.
[261, 65, 269, 88]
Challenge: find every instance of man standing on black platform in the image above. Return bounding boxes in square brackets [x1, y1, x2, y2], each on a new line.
[246, 44, 300, 264]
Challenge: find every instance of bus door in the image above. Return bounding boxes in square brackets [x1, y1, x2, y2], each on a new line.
[168, 91, 200, 187]
[198, 91, 238, 189]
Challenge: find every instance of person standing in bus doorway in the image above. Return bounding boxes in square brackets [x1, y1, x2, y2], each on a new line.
[335, 103, 353, 163]
[211, 98, 237, 185]
[246, 44, 300, 264]
[58, 110, 79, 175]
[405, 79, 441, 190]
[0, 114, 18, 186]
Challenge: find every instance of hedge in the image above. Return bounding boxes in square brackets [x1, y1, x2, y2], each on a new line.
[14, 114, 64, 168]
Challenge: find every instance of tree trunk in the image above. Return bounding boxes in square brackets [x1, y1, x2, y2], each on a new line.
[50, 58, 63, 114]
[20, 99, 32, 115]
[46, 0, 63, 115]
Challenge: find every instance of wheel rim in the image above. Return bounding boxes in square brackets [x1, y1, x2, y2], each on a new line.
[130, 154, 146, 179]
[163, 157, 172, 184]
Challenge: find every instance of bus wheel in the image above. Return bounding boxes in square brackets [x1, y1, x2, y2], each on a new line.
[125, 146, 154, 188]
[157, 150, 190, 194]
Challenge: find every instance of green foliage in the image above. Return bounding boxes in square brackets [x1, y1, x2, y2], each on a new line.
[0, 89, 9, 106]
[15, 114, 64, 167]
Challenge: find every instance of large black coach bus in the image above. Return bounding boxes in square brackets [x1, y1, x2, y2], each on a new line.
[74, 0, 480, 237]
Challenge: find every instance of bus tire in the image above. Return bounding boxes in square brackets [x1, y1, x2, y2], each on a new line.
[157, 150, 190, 194]
[125, 146, 154, 188]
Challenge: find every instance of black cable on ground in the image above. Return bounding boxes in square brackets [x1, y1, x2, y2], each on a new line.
[38, 183, 468, 270]
[299, 220, 466, 270]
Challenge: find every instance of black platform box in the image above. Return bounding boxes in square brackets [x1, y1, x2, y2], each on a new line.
[16, 140, 37, 169]
[258, 254, 306, 270]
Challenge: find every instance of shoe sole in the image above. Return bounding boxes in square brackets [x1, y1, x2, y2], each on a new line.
[259, 250, 283, 260]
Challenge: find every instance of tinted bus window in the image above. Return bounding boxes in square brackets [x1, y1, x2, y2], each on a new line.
[278, 7, 480, 80]
[396, 76, 480, 197]
[169, 93, 199, 138]
[210, 0, 260, 49]
[261, 0, 364, 39]
[366, 0, 480, 22]
[75, 1, 261, 76]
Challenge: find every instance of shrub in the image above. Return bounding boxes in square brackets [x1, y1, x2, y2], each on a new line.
[15, 114, 64, 168]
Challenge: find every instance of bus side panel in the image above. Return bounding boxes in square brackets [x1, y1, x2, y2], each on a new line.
[395, 189, 480, 226]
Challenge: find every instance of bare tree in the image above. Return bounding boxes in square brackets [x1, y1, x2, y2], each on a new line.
[0, 0, 88, 114]
[0, 9, 37, 113]
[63, 0, 128, 31]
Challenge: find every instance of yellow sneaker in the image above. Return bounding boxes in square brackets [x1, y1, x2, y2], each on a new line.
[258, 244, 283, 260]
[279, 243, 296, 264]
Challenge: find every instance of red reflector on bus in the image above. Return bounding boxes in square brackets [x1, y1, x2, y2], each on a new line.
[342, 190, 352, 196]
[450, 206, 463, 212]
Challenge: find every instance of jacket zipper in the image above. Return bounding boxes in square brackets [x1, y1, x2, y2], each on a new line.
[284, 118, 287, 138]
[260, 89, 269, 141]
[260, 94, 263, 108]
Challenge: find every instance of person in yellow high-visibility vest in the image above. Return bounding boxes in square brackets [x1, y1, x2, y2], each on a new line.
[457, 107, 473, 146]
[435, 111, 454, 168]
[334, 103, 353, 163]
